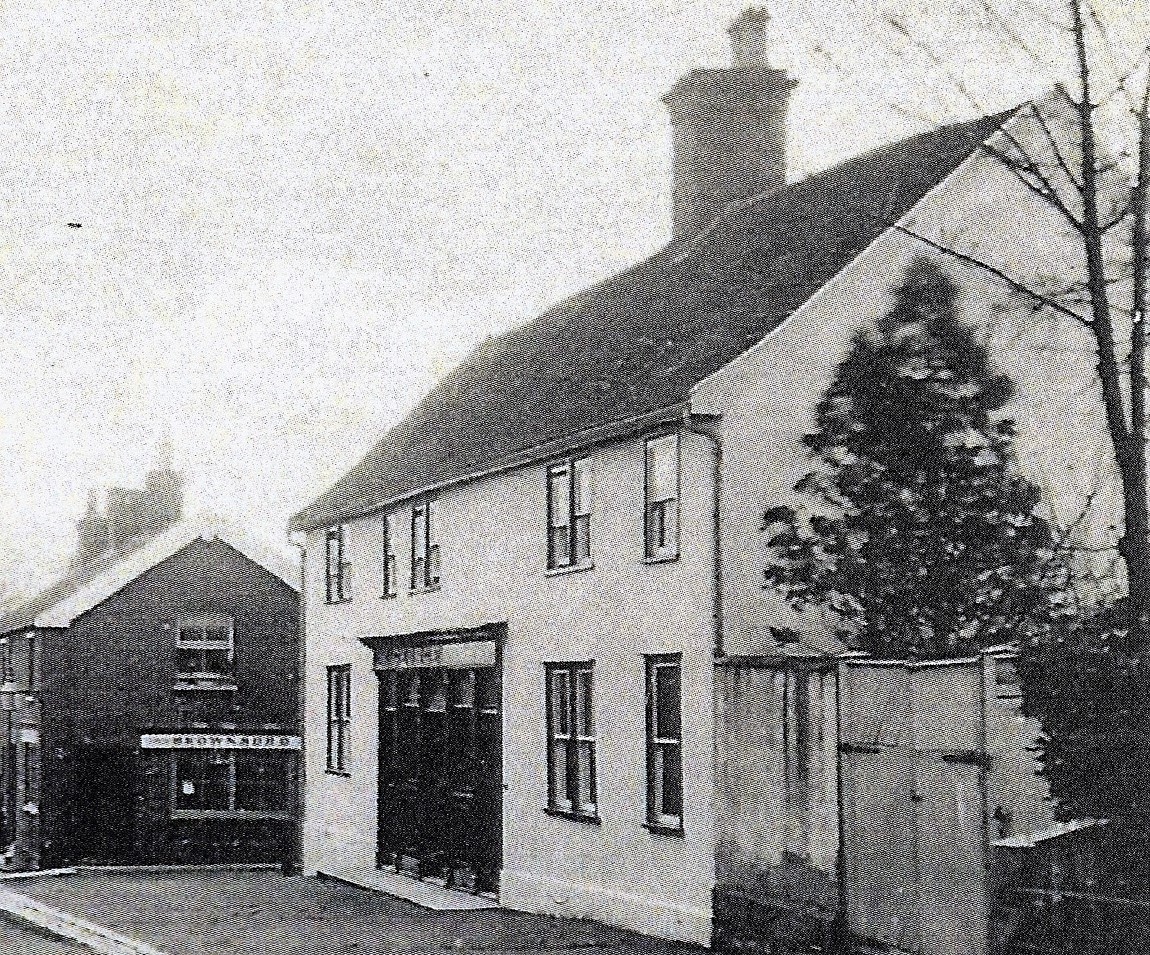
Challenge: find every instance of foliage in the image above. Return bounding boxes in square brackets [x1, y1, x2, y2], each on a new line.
[764, 257, 1069, 659]
[1019, 600, 1150, 824]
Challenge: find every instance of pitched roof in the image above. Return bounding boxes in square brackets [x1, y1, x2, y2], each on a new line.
[291, 110, 1015, 533]
[0, 518, 298, 635]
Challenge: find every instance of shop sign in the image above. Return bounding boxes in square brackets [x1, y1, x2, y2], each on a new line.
[375, 640, 496, 671]
[140, 733, 301, 750]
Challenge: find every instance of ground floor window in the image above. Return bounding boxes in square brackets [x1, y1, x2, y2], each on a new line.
[646, 654, 683, 833]
[327, 664, 351, 772]
[545, 662, 596, 819]
[172, 750, 291, 818]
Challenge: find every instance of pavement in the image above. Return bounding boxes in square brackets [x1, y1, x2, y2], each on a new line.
[0, 913, 91, 955]
[2, 870, 698, 955]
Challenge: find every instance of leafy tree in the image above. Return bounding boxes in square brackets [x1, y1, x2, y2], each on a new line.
[1018, 600, 1150, 830]
[765, 257, 1070, 660]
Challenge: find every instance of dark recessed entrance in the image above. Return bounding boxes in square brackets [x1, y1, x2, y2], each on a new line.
[365, 627, 503, 897]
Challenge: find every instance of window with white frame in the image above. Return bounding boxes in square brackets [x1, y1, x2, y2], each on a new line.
[644, 435, 680, 560]
[176, 613, 234, 678]
[410, 500, 440, 591]
[547, 459, 592, 570]
[646, 654, 683, 833]
[326, 664, 351, 772]
[381, 512, 398, 598]
[545, 662, 597, 819]
[325, 526, 350, 603]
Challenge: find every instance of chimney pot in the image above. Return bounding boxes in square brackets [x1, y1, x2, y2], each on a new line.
[729, 6, 771, 70]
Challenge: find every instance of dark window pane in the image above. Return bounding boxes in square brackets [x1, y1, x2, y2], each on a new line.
[660, 745, 682, 818]
[572, 515, 591, 562]
[235, 753, 288, 812]
[655, 665, 681, 740]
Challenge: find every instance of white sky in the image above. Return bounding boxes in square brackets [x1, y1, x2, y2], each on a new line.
[0, 0, 1118, 583]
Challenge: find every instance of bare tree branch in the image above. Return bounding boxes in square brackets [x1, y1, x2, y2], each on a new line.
[889, 223, 1093, 325]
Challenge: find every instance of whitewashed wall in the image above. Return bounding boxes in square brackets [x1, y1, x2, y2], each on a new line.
[302, 429, 717, 944]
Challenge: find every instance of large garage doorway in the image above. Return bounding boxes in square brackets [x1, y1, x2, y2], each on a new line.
[373, 637, 502, 897]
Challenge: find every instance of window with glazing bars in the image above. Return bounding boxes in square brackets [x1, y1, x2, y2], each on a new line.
[545, 662, 596, 818]
[326, 664, 351, 772]
[645, 654, 683, 832]
[411, 500, 440, 590]
[644, 435, 680, 560]
[381, 512, 398, 598]
[176, 613, 233, 677]
[547, 459, 592, 569]
[325, 526, 350, 603]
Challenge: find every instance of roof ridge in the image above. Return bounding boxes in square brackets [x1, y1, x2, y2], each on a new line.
[290, 107, 1015, 533]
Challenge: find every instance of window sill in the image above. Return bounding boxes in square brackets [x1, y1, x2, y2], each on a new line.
[546, 561, 594, 578]
[409, 584, 442, 596]
[380, 592, 399, 601]
[325, 768, 352, 778]
[642, 554, 680, 565]
[171, 810, 293, 821]
[173, 681, 238, 693]
[324, 598, 352, 606]
[544, 807, 601, 825]
[643, 821, 685, 838]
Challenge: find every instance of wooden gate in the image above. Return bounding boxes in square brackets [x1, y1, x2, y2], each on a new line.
[371, 632, 502, 896]
[839, 658, 990, 955]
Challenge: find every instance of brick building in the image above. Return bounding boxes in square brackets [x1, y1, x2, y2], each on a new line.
[0, 451, 300, 870]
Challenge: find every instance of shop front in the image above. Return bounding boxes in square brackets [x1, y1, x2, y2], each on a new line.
[133, 730, 300, 864]
[363, 625, 503, 896]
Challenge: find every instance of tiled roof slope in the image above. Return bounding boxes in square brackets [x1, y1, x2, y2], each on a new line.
[0, 536, 154, 636]
[291, 110, 1015, 533]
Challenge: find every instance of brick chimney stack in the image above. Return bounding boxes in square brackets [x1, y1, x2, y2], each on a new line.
[663, 7, 797, 239]
[74, 436, 186, 563]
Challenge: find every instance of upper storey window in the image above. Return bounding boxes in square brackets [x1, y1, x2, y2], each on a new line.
[381, 512, 398, 599]
[547, 459, 592, 570]
[325, 526, 350, 603]
[644, 435, 680, 561]
[177, 613, 234, 678]
[411, 500, 440, 592]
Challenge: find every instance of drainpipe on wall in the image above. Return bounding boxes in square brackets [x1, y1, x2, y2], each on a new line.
[286, 533, 307, 876]
[681, 411, 724, 659]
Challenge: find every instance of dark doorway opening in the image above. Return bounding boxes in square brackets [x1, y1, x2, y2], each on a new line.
[66, 746, 138, 863]
[377, 665, 502, 895]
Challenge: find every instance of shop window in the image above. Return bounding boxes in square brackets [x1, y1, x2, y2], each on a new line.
[645, 654, 683, 833]
[411, 500, 440, 591]
[545, 662, 597, 820]
[176, 614, 234, 678]
[644, 435, 680, 560]
[325, 526, 351, 603]
[326, 664, 351, 773]
[547, 459, 593, 570]
[382, 512, 398, 598]
[172, 750, 290, 817]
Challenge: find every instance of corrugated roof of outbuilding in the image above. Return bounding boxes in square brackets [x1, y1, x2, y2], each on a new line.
[291, 109, 1016, 533]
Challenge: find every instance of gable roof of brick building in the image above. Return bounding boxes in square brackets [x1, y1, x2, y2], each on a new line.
[0, 518, 298, 636]
[291, 109, 1016, 534]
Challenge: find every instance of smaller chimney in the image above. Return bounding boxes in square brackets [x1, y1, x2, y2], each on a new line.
[74, 490, 111, 566]
[728, 7, 770, 70]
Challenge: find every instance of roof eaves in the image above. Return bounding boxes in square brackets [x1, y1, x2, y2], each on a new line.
[289, 401, 691, 533]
